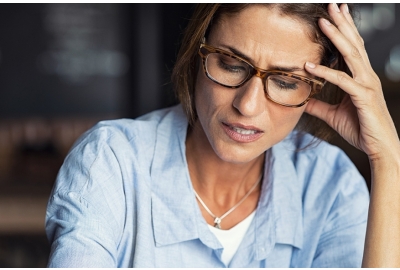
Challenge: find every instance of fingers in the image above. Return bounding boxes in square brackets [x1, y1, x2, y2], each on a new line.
[320, 4, 373, 81]
[340, 4, 366, 52]
[305, 62, 364, 98]
[305, 4, 384, 97]
[304, 98, 335, 127]
[305, 96, 360, 140]
[306, 4, 382, 100]
[330, 4, 369, 64]
[339, 4, 374, 72]
[340, 5, 359, 36]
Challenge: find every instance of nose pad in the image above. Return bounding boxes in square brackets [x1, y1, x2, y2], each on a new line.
[232, 76, 266, 117]
[254, 69, 266, 79]
[252, 69, 268, 94]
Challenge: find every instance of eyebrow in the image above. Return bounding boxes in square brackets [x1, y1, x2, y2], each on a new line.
[222, 45, 305, 73]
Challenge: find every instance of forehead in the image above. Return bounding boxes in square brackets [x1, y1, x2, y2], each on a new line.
[207, 5, 322, 67]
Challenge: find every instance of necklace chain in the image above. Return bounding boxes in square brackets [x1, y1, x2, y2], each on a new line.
[193, 174, 262, 229]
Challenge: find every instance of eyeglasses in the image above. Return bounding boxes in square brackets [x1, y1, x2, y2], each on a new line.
[198, 43, 325, 107]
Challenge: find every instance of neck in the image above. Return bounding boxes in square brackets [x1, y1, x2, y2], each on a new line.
[185, 121, 265, 208]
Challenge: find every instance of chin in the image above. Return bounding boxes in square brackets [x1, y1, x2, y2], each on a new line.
[211, 140, 267, 164]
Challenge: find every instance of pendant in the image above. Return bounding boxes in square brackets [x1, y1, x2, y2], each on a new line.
[214, 217, 222, 229]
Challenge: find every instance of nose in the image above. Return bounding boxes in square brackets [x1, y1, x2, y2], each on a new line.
[232, 76, 266, 117]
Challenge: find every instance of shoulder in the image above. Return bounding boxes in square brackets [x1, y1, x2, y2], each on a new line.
[68, 104, 184, 160]
[271, 132, 369, 266]
[274, 131, 369, 222]
[46, 104, 185, 267]
[285, 133, 369, 267]
[54, 104, 186, 194]
[284, 131, 369, 226]
[282, 131, 364, 183]
[74, 105, 182, 149]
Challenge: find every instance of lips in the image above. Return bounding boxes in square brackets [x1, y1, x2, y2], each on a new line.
[221, 122, 264, 143]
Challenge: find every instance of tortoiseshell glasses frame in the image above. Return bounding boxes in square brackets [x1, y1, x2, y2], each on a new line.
[198, 43, 326, 108]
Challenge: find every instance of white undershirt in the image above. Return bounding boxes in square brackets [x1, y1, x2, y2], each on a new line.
[207, 211, 256, 266]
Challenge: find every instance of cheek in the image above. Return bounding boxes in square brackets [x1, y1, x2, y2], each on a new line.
[195, 70, 231, 115]
[261, 107, 305, 149]
[194, 72, 212, 116]
[267, 104, 305, 130]
[195, 79, 211, 106]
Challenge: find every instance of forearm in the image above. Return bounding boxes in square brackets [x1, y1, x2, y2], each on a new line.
[362, 148, 400, 267]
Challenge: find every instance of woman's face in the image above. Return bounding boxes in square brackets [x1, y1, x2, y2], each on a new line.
[193, 5, 322, 164]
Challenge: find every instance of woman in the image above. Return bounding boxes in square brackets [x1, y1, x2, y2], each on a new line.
[45, 3, 400, 267]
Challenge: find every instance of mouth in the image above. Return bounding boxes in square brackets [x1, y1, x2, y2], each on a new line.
[230, 126, 259, 135]
[221, 122, 264, 143]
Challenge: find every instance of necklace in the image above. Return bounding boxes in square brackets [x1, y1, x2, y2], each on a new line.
[193, 174, 262, 229]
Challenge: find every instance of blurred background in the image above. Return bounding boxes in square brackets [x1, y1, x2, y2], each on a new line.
[0, 3, 399, 267]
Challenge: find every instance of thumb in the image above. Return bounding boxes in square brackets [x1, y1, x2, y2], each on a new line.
[304, 98, 335, 128]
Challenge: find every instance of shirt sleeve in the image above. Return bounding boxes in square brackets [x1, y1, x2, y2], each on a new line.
[45, 128, 126, 267]
[311, 167, 370, 267]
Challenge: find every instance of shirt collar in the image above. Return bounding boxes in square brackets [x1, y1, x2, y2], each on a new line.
[150, 105, 221, 249]
[150, 105, 303, 254]
[253, 137, 304, 260]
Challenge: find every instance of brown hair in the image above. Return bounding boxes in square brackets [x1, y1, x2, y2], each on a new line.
[171, 4, 356, 142]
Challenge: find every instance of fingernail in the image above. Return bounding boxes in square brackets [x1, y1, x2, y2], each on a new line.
[306, 62, 316, 69]
[322, 18, 332, 26]
[345, 4, 349, 13]
[333, 3, 340, 12]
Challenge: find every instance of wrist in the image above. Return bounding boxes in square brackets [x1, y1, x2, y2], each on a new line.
[368, 140, 400, 166]
[369, 146, 400, 188]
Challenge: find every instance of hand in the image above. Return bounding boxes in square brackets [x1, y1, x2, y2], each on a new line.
[304, 3, 400, 161]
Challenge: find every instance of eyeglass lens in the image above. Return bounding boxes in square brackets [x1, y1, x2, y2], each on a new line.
[205, 53, 312, 106]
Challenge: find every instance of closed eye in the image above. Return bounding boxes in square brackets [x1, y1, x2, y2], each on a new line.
[270, 77, 299, 91]
[215, 54, 247, 74]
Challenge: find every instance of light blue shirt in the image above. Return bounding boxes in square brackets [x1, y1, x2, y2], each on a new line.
[45, 104, 370, 267]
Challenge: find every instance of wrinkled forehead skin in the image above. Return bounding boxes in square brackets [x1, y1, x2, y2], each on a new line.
[208, 4, 325, 63]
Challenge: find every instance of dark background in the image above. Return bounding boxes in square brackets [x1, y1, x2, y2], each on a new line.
[0, 3, 399, 267]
